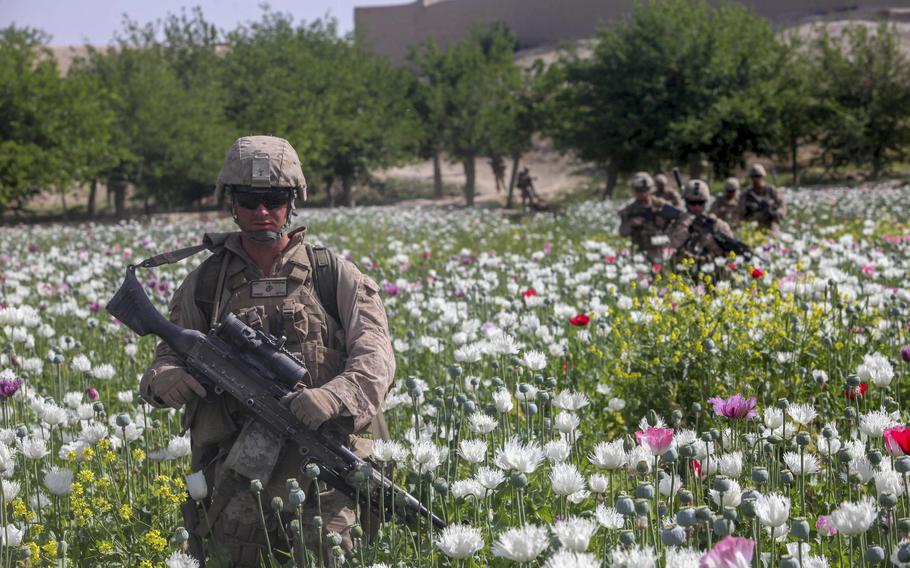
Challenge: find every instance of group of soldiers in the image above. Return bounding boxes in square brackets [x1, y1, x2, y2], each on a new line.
[618, 164, 786, 268]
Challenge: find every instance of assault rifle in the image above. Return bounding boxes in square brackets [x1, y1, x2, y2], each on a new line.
[744, 191, 780, 224]
[671, 167, 752, 259]
[688, 215, 752, 258]
[107, 264, 446, 529]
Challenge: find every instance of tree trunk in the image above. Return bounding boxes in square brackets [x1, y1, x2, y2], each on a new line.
[87, 179, 98, 218]
[872, 147, 882, 180]
[59, 186, 68, 220]
[462, 157, 476, 207]
[324, 176, 335, 208]
[216, 187, 226, 210]
[341, 176, 355, 207]
[112, 179, 127, 219]
[688, 154, 703, 180]
[506, 155, 521, 209]
[432, 153, 443, 199]
[601, 161, 619, 200]
[791, 137, 799, 187]
[106, 184, 113, 209]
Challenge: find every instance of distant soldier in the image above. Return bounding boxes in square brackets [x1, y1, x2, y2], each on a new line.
[516, 167, 539, 209]
[618, 172, 673, 263]
[709, 177, 741, 229]
[654, 173, 683, 208]
[670, 179, 742, 269]
[739, 163, 786, 233]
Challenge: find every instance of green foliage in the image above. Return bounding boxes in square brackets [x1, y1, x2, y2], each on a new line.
[811, 22, 910, 178]
[223, 11, 419, 206]
[82, 11, 232, 212]
[410, 26, 523, 206]
[549, 0, 786, 191]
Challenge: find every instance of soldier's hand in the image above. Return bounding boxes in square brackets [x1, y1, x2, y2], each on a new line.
[281, 388, 344, 430]
[631, 217, 645, 226]
[148, 366, 206, 409]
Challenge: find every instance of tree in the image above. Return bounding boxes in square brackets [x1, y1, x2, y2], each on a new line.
[82, 11, 231, 217]
[811, 22, 910, 179]
[0, 27, 65, 212]
[407, 41, 448, 200]
[224, 11, 418, 207]
[549, 0, 785, 197]
[411, 27, 522, 206]
[768, 34, 819, 186]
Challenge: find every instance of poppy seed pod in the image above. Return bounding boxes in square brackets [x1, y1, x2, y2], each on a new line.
[865, 546, 886, 564]
[790, 518, 810, 540]
[676, 508, 696, 527]
[781, 470, 795, 486]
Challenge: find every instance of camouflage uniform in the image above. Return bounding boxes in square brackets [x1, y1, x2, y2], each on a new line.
[140, 137, 394, 567]
[669, 213, 735, 264]
[709, 178, 741, 229]
[669, 180, 735, 269]
[654, 174, 683, 208]
[618, 196, 670, 263]
[738, 164, 786, 232]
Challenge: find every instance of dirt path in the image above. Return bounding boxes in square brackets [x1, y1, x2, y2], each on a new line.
[378, 143, 592, 207]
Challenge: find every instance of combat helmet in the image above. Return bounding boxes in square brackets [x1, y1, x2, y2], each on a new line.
[749, 163, 767, 178]
[630, 172, 655, 193]
[724, 177, 740, 193]
[654, 173, 669, 188]
[684, 179, 710, 202]
[215, 136, 307, 242]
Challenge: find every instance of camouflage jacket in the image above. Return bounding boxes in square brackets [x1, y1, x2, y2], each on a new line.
[738, 186, 786, 229]
[669, 213, 735, 261]
[140, 227, 395, 471]
[709, 193, 740, 228]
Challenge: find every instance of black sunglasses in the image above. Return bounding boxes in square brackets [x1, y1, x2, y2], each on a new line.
[234, 191, 291, 211]
[687, 200, 706, 206]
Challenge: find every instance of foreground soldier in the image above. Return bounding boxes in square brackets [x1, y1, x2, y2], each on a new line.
[709, 177, 741, 229]
[139, 135, 394, 566]
[739, 163, 786, 233]
[669, 180, 736, 269]
[654, 173, 683, 208]
[618, 172, 671, 263]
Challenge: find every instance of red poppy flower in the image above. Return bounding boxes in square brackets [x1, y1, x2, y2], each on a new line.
[569, 314, 590, 326]
[605, 256, 617, 264]
[751, 268, 764, 279]
[522, 288, 538, 298]
[651, 263, 663, 273]
[884, 426, 910, 456]
[844, 383, 868, 399]
[692, 458, 702, 478]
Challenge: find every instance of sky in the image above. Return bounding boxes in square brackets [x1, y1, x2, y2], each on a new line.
[0, 0, 405, 46]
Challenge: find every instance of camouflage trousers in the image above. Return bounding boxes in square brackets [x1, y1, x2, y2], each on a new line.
[189, 484, 355, 568]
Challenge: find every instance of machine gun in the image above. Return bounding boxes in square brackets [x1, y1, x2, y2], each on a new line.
[107, 264, 446, 530]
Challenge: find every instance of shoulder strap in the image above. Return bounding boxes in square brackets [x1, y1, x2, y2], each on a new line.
[195, 248, 228, 327]
[305, 244, 340, 324]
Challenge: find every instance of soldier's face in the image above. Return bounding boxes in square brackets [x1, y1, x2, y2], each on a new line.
[751, 176, 765, 190]
[686, 200, 706, 213]
[233, 194, 289, 233]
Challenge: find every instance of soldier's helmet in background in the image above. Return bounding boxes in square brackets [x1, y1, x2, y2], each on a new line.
[724, 177, 740, 193]
[748, 163, 767, 178]
[684, 180, 710, 202]
[630, 172, 655, 193]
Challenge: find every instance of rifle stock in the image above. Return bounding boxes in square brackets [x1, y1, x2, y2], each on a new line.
[106, 265, 446, 530]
